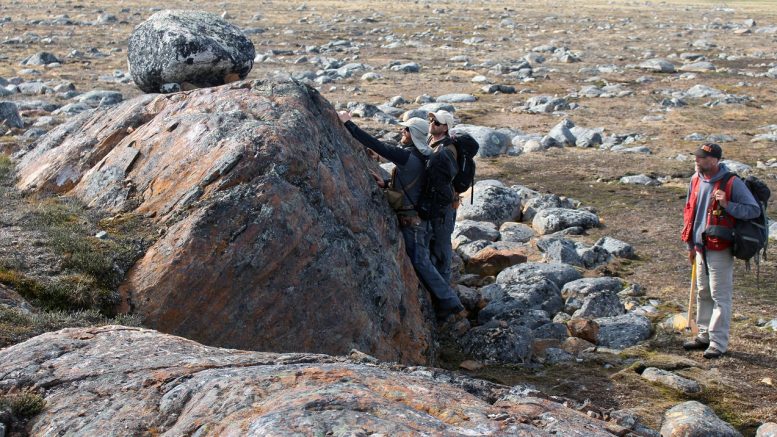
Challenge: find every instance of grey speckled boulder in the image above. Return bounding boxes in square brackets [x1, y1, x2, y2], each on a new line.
[0, 101, 23, 128]
[756, 422, 777, 437]
[128, 10, 255, 93]
[461, 320, 534, 364]
[20, 51, 61, 66]
[453, 220, 500, 242]
[497, 262, 581, 289]
[542, 239, 584, 267]
[436, 93, 477, 103]
[532, 207, 600, 235]
[479, 278, 563, 322]
[595, 313, 652, 348]
[457, 184, 521, 225]
[661, 401, 741, 437]
[575, 243, 612, 269]
[499, 222, 535, 243]
[641, 368, 701, 394]
[595, 236, 635, 259]
[547, 119, 576, 146]
[572, 292, 624, 319]
[451, 124, 512, 157]
[620, 174, 660, 186]
[522, 194, 576, 222]
[639, 58, 676, 73]
[561, 277, 623, 300]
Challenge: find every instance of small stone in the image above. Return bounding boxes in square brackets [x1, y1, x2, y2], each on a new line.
[567, 319, 598, 343]
[459, 360, 484, 371]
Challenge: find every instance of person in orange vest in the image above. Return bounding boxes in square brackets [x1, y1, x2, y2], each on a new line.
[680, 143, 760, 358]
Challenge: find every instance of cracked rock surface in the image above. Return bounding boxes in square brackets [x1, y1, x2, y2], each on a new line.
[12, 80, 433, 364]
[0, 326, 632, 436]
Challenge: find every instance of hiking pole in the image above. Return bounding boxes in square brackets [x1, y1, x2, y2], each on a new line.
[686, 263, 700, 335]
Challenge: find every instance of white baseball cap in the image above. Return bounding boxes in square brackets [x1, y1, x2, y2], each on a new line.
[428, 110, 455, 128]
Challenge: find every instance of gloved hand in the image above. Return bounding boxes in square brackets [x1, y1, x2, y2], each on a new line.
[688, 250, 696, 265]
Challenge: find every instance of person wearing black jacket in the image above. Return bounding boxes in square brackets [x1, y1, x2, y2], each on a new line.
[426, 110, 459, 284]
[338, 111, 465, 321]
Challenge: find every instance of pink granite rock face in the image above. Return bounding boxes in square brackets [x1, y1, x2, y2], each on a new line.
[0, 326, 632, 436]
[13, 80, 434, 364]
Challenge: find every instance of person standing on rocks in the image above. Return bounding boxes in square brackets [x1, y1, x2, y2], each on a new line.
[426, 110, 459, 283]
[338, 112, 466, 321]
[681, 143, 760, 359]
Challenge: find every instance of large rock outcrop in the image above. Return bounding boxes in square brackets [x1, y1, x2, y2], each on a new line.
[0, 326, 634, 436]
[128, 10, 255, 93]
[13, 79, 433, 364]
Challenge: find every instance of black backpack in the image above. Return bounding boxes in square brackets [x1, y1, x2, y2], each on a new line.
[450, 133, 479, 203]
[416, 139, 458, 220]
[720, 173, 771, 285]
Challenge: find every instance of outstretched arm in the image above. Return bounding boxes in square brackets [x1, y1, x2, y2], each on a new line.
[338, 112, 410, 166]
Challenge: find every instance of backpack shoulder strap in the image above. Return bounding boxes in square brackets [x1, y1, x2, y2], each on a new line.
[447, 144, 458, 161]
[716, 172, 738, 203]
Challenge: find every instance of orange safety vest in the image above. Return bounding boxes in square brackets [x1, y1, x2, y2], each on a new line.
[681, 174, 736, 251]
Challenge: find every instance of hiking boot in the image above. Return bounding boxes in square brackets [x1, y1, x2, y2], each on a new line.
[682, 338, 710, 351]
[435, 303, 466, 322]
[436, 307, 467, 323]
[703, 346, 725, 359]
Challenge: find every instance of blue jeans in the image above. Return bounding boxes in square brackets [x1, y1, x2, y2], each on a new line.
[401, 218, 463, 313]
[429, 205, 456, 283]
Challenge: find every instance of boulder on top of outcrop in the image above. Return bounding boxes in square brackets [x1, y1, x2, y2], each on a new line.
[128, 10, 255, 93]
[13, 79, 434, 364]
[0, 326, 650, 436]
[457, 182, 522, 225]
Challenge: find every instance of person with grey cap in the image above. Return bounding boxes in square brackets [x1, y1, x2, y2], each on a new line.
[337, 111, 466, 321]
[681, 143, 760, 359]
[426, 110, 459, 284]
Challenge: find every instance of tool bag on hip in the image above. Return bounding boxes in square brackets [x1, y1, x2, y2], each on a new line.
[384, 167, 420, 212]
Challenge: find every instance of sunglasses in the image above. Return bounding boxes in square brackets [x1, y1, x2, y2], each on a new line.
[431, 119, 444, 126]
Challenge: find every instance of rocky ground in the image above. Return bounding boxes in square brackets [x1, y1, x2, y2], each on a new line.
[1, 0, 777, 435]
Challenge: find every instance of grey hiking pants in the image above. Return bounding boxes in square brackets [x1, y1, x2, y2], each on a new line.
[694, 250, 734, 353]
[430, 204, 456, 283]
